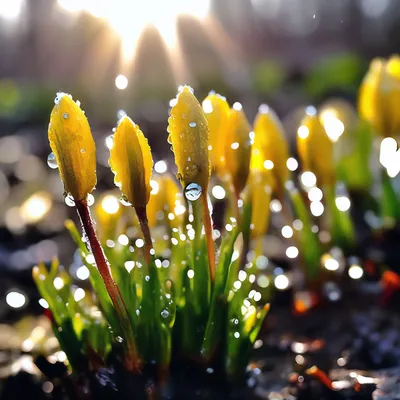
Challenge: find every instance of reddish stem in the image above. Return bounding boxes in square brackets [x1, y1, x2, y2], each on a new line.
[305, 366, 333, 389]
[75, 199, 139, 371]
[201, 193, 216, 281]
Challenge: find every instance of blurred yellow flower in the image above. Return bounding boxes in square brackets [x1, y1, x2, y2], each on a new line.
[224, 103, 252, 197]
[297, 111, 335, 186]
[48, 93, 96, 200]
[252, 105, 289, 197]
[147, 173, 184, 229]
[359, 55, 400, 137]
[202, 92, 230, 174]
[168, 86, 210, 191]
[94, 191, 124, 242]
[109, 116, 153, 210]
[249, 170, 272, 238]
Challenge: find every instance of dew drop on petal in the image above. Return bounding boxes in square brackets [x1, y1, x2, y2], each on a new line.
[189, 122, 197, 128]
[63, 113, 69, 119]
[120, 196, 131, 206]
[117, 109, 127, 120]
[184, 183, 202, 201]
[105, 135, 114, 150]
[80, 148, 86, 153]
[87, 193, 95, 206]
[47, 152, 58, 169]
[64, 194, 75, 207]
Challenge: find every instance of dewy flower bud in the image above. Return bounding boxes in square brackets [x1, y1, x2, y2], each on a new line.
[252, 105, 289, 196]
[168, 86, 210, 191]
[224, 103, 252, 196]
[202, 92, 230, 174]
[48, 92, 96, 200]
[359, 55, 400, 137]
[109, 116, 153, 209]
[297, 111, 335, 186]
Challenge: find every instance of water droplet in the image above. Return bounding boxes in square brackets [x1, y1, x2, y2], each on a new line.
[76, 100, 81, 107]
[145, 275, 150, 282]
[54, 92, 66, 104]
[189, 122, 197, 128]
[63, 113, 69, 119]
[64, 194, 75, 207]
[117, 109, 127, 120]
[105, 135, 114, 150]
[116, 336, 124, 343]
[87, 193, 95, 206]
[47, 153, 58, 169]
[80, 148, 86, 153]
[120, 196, 131, 206]
[184, 183, 202, 201]
[161, 309, 169, 318]
[167, 134, 172, 144]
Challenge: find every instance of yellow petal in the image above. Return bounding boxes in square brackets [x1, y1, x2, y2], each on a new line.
[48, 93, 96, 200]
[168, 86, 210, 191]
[224, 104, 252, 196]
[358, 58, 386, 134]
[387, 54, 400, 80]
[297, 112, 335, 186]
[109, 116, 153, 209]
[250, 170, 272, 238]
[252, 105, 289, 196]
[202, 92, 230, 174]
[359, 56, 400, 137]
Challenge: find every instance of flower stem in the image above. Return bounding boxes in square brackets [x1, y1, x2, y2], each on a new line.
[75, 199, 139, 371]
[201, 193, 216, 281]
[136, 206, 153, 266]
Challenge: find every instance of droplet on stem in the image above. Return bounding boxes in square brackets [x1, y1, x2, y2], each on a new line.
[184, 182, 202, 201]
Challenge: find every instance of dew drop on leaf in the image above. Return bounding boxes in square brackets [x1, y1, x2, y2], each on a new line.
[161, 309, 169, 318]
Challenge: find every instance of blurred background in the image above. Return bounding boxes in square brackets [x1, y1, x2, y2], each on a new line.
[0, 0, 399, 325]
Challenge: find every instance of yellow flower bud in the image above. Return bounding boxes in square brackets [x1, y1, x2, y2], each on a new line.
[109, 116, 153, 209]
[359, 55, 400, 137]
[48, 92, 96, 200]
[224, 103, 252, 196]
[249, 170, 272, 238]
[319, 99, 357, 134]
[297, 110, 335, 186]
[168, 86, 210, 191]
[202, 92, 230, 174]
[252, 105, 289, 196]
